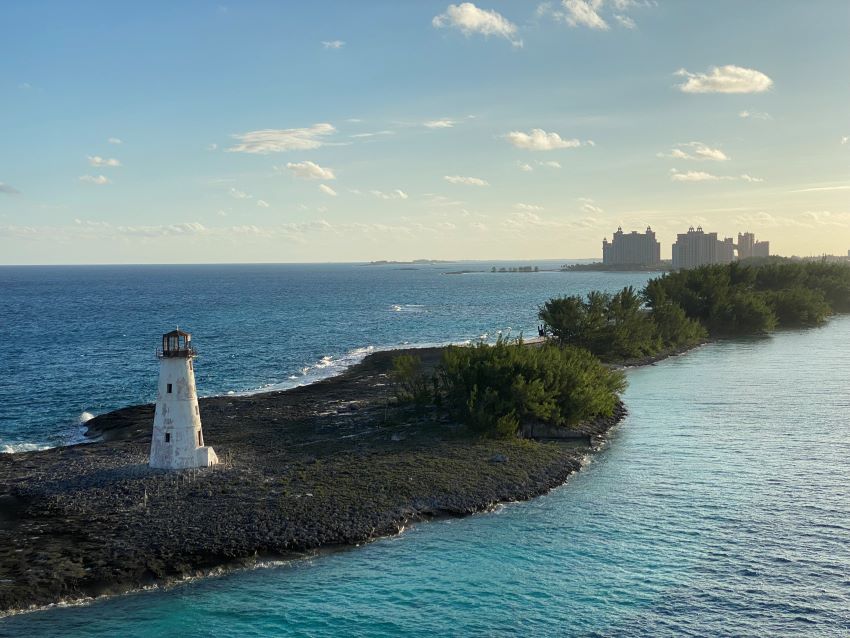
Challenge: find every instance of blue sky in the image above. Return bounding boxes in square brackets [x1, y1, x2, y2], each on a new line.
[1, 0, 848, 264]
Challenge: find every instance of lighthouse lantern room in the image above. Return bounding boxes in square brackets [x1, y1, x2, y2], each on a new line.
[149, 329, 218, 469]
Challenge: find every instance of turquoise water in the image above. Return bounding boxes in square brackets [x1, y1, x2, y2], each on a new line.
[3, 307, 849, 634]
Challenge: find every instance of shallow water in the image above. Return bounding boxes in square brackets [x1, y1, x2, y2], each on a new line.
[2, 300, 849, 635]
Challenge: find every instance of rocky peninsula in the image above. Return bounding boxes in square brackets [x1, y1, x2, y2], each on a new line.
[0, 346, 625, 615]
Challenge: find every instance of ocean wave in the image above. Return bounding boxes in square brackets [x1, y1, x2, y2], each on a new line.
[390, 304, 426, 313]
[0, 442, 51, 455]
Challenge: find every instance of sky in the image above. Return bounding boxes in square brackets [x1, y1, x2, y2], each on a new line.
[1, 0, 848, 264]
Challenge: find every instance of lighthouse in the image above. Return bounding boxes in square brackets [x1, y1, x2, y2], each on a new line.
[149, 329, 218, 469]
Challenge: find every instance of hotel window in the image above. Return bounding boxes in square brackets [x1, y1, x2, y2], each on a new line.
[165, 433, 171, 443]
[167, 383, 173, 393]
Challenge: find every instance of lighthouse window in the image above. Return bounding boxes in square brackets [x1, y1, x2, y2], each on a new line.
[198, 432, 202, 445]
[165, 433, 171, 443]
[167, 383, 173, 394]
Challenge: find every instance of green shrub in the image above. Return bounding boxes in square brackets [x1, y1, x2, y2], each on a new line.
[437, 338, 625, 438]
[391, 354, 431, 406]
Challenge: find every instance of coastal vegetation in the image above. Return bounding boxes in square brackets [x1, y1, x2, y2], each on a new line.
[409, 260, 850, 439]
[540, 261, 850, 363]
[437, 340, 625, 437]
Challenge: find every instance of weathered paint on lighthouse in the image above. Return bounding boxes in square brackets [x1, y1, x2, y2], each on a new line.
[149, 330, 218, 469]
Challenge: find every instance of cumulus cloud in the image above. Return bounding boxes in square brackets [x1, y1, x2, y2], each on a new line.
[107, 137, 123, 145]
[229, 187, 251, 199]
[228, 123, 336, 154]
[841, 136, 849, 145]
[79, 175, 110, 185]
[87, 155, 122, 167]
[580, 199, 604, 214]
[0, 182, 20, 195]
[659, 142, 729, 161]
[283, 160, 336, 180]
[670, 170, 721, 182]
[432, 2, 522, 47]
[675, 65, 773, 94]
[371, 189, 409, 200]
[537, 160, 562, 168]
[670, 169, 763, 183]
[319, 184, 338, 197]
[515, 203, 544, 212]
[322, 40, 345, 49]
[256, 199, 270, 208]
[613, 13, 635, 28]
[518, 162, 533, 172]
[739, 110, 771, 120]
[504, 128, 584, 151]
[444, 175, 490, 186]
[424, 118, 457, 129]
[563, 0, 609, 29]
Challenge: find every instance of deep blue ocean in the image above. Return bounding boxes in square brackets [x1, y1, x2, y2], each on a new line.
[2, 263, 849, 636]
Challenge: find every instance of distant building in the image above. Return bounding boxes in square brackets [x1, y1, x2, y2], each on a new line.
[602, 227, 661, 266]
[737, 232, 769, 259]
[672, 226, 736, 270]
[737, 232, 755, 259]
[718, 237, 735, 264]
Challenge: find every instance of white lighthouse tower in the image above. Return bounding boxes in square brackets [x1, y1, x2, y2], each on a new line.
[149, 329, 218, 469]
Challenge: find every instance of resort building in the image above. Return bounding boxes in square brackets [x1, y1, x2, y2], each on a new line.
[602, 227, 661, 267]
[671, 226, 736, 270]
[737, 232, 770, 259]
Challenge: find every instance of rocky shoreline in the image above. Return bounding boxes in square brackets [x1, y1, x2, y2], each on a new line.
[0, 346, 626, 616]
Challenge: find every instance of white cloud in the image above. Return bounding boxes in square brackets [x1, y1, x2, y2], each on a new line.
[371, 189, 409, 200]
[669, 169, 762, 183]
[107, 137, 123, 145]
[675, 65, 773, 94]
[349, 130, 394, 138]
[229, 187, 251, 199]
[424, 118, 457, 129]
[432, 2, 522, 47]
[87, 155, 122, 167]
[670, 170, 721, 182]
[319, 184, 338, 197]
[322, 40, 345, 49]
[788, 184, 850, 193]
[841, 136, 849, 145]
[660, 142, 729, 161]
[228, 123, 336, 154]
[518, 162, 533, 172]
[613, 13, 635, 28]
[563, 0, 609, 30]
[283, 160, 336, 180]
[537, 160, 562, 168]
[801, 210, 850, 227]
[739, 110, 771, 120]
[581, 201, 604, 214]
[444, 175, 490, 186]
[504, 128, 582, 150]
[256, 199, 270, 208]
[0, 182, 20, 195]
[79, 175, 110, 185]
[207, 143, 218, 151]
[515, 203, 544, 211]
